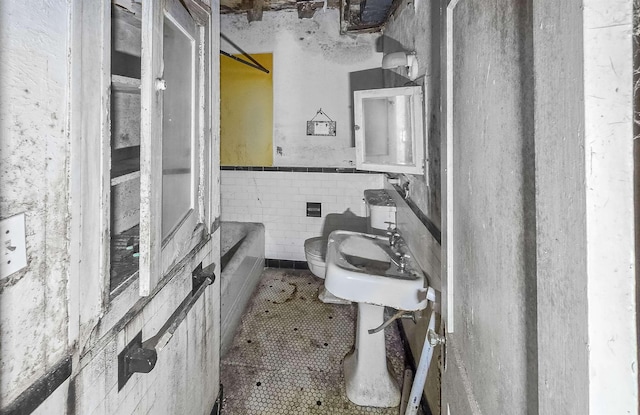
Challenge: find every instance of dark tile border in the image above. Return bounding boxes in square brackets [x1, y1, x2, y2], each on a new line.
[265, 258, 309, 270]
[2, 356, 72, 415]
[220, 166, 381, 174]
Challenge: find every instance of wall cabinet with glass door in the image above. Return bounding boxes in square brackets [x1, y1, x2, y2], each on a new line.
[71, 0, 213, 355]
[108, 0, 210, 299]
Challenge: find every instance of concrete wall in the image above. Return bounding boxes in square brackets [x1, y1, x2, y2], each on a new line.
[404, 0, 636, 413]
[443, 1, 534, 413]
[0, 0, 72, 405]
[221, 10, 382, 167]
[0, 1, 222, 413]
[533, 0, 589, 413]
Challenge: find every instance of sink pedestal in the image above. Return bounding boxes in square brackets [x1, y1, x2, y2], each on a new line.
[343, 302, 400, 408]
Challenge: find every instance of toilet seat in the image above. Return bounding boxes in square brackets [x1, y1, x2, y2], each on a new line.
[304, 237, 326, 260]
[304, 237, 351, 305]
[305, 237, 327, 279]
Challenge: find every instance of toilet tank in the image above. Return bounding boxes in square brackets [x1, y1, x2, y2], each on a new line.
[364, 189, 396, 235]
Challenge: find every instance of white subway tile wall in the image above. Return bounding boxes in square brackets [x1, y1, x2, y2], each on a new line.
[221, 171, 385, 261]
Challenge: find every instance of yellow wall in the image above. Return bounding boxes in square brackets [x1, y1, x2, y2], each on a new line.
[220, 53, 273, 166]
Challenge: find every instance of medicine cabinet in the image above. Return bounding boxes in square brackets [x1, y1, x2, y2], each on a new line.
[353, 86, 425, 175]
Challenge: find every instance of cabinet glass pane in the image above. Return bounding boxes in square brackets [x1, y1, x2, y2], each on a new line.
[362, 95, 414, 166]
[161, 15, 195, 240]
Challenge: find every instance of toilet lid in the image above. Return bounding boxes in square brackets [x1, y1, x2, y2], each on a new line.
[304, 237, 327, 260]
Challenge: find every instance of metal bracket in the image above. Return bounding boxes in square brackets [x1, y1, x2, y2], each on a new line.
[118, 332, 157, 390]
[192, 261, 216, 294]
[117, 263, 216, 391]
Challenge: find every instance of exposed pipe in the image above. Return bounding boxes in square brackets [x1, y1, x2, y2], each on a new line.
[220, 33, 270, 74]
[368, 309, 407, 334]
[220, 51, 269, 74]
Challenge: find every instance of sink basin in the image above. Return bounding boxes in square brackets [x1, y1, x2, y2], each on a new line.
[324, 230, 429, 311]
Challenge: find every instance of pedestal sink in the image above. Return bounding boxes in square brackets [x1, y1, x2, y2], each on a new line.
[325, 230, 429, 310]
[324, 230, 433, 408]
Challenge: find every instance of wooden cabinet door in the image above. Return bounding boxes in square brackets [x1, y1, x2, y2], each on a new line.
[140, 0, 204, 296]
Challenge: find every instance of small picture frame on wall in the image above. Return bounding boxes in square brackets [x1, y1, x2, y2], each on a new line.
[307, 120, 336, 136]
[306, 109, 336, 136]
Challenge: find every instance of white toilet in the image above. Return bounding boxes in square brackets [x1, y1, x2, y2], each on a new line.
[362, 189, 397, 236]
[304, 236, 327, 279]
[304, 237, 348, 304]
[303, 189, 396, 304]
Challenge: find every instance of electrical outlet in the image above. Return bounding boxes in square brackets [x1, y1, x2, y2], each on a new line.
[0, 213, 27, 279]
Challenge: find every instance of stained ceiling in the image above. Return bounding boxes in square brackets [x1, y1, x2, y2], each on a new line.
[220, 0, 401, 32]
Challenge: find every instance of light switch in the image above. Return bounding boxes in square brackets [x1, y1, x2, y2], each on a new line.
[0, 213, 27, 279]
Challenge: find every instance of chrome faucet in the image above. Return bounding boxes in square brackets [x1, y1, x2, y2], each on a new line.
[389, 232, 401, 248]
[397, 253, 410, 272]
[385, 222, 401, 248]
[387, 251, 410, 273]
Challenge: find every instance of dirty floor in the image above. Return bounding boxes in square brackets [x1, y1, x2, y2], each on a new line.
[220, 268, 413, 415]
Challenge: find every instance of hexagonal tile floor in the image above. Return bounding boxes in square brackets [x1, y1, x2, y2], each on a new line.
[220, 268, 416, 414]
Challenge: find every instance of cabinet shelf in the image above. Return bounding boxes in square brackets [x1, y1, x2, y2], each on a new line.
[111, 170, 140, 186]
[110, 224, 140, 294]
[110, 155, 140, 180]
[112, 75, 141, 93]
[111, 145, 140, 181]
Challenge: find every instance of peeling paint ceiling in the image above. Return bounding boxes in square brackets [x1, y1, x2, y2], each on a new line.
[220, 0, 401, 32]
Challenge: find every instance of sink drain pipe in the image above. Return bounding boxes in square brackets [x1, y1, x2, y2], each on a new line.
[368, 309, 408, 334]
[403, 308, 444, 415]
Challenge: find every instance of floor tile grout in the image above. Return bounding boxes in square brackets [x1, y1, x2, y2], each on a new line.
[220, 269, 411, 415]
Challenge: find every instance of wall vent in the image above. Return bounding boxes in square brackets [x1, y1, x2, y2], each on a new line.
[306, 202, 321, 217]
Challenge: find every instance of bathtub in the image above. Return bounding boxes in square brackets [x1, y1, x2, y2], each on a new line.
[220, 221, 265, 356]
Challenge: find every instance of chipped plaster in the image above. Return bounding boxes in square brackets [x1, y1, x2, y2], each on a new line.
[0, 0, 72, 405]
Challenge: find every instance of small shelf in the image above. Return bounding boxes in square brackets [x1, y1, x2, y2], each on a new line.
[110, 224, 140, 293]
[112, 75, 141, 93]
[111, 170, 140, 186]
[111, 155, 140, 180]
[111, 145, 140, 180]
